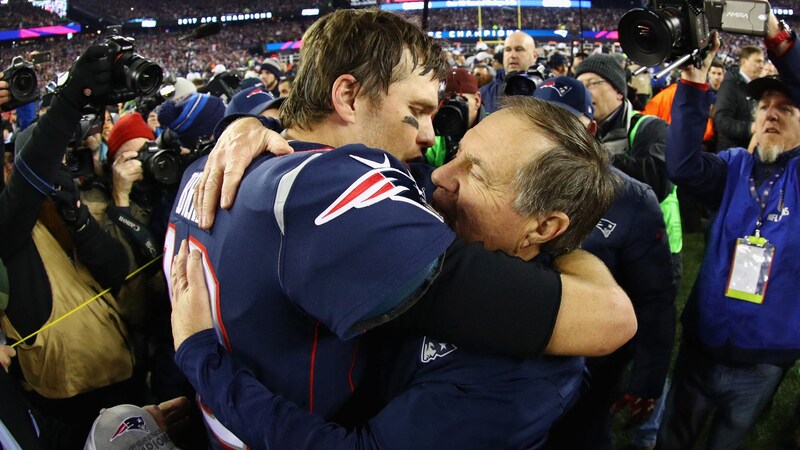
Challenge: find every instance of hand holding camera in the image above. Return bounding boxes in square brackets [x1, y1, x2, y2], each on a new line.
[0, 73, 10, 107]
[58, 37, 163, 111]
[57, 44, 114, 110]
[680, 31, 722, 83]
[50, 166, 90, 232]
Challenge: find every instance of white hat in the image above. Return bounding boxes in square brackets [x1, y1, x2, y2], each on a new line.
[84, 404, 177, 450]
[172, 77, 196, 101]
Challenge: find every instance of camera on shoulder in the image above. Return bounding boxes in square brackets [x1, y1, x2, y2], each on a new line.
[619, 0, 769, 67]
[1, 56, 39, 112]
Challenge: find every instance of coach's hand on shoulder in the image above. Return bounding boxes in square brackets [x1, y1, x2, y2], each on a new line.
[195, 116, 293, 229]
[170, 240, 213, 351]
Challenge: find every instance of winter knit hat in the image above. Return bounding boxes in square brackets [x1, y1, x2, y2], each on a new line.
[575, 54, 627, 96]
[106, 113, 155, 158]
[259, 58, 283, 79]
[157, 93, 225, 149]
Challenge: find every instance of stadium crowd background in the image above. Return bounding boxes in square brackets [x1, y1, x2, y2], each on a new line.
[2, 0, 800, 449]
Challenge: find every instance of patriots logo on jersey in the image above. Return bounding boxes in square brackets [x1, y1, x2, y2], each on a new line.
[110, 416, 149, 441]
[420, 336, 457, 363]
[595, 218, 617, 238]
[315, 154, 442, 225]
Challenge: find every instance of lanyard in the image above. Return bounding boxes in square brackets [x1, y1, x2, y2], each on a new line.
[748, 165, 786, 237]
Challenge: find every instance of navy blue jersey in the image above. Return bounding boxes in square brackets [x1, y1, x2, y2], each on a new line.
[166, 141, 454, 447]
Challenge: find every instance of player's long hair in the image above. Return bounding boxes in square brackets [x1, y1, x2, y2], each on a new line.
[280, 8, 448, 130]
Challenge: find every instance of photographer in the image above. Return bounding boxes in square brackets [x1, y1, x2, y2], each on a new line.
[479, 31, 538, 113]
[426, 68, 485, 167]
[657, 11, 800, 448]
[0, 45, 145, 448]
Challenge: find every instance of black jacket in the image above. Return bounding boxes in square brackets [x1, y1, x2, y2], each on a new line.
[597, 100, 672, 202]
[713, 70, 755, 151]
[0, 96, 129, 340]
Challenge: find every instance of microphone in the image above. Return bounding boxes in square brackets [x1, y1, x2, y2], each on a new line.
[179, 22, 222, 41]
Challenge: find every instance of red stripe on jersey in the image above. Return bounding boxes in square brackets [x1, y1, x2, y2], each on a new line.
[309, 321, 321, 414]
[326, 173, 385, 216]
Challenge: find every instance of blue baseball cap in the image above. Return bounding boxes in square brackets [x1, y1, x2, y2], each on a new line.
[534, 76, 594, 121]
[225, 84, 278, 117]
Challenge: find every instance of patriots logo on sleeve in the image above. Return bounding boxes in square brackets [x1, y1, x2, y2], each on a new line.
[110, 416, 149, 441]
[595, 218, 617, 238]
[315, 154, 443, 225]
[420, 336, 457, 363]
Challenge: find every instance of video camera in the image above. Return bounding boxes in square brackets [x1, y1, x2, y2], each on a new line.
[1, 56, 39, 112]
[619, 0, 769, 68]
[504, 63, 551, 97]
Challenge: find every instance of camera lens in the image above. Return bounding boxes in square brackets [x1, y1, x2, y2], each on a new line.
[146, 150, 181, 185]
[433, 102, 468, 140]
[11, 69, 37, 98]
[115, 52, 163, 97]
[619, 8, 683, 67]
[126, 56, 163, 96]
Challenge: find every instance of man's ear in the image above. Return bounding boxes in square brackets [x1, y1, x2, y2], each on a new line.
[474, 90, 482, 107]
[518, 212, 570, 259]
[331, 74, 360, 124]
[587, 120, 598, 137]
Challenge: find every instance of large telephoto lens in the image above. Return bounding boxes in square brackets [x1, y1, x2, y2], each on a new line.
[619, 8, 683, 67]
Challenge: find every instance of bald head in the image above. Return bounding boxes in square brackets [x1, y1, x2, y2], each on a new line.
[503, 32, 537, 73]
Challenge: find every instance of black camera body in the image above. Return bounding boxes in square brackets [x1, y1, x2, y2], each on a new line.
[135, 130, 214, 186]
[619, 0, 769, 67]
[103, 36, 164, 104]
[504, 64, 552, 97]
[135, 84, 176, 116]
[433, 94, 471, 142]
[135, 141, 184, 186]
[1, 56, 39, 112]
[199, 71, 242, 100]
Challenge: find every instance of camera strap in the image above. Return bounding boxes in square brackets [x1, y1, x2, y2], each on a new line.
[106, 205, 160, 261]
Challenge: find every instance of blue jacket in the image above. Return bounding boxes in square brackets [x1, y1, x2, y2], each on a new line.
[666, 42, 800, 365]
[582, 169, 675, 398]
[478, 69, 506, 114]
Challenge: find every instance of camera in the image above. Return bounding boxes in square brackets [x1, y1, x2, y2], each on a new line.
[434, 94, 470, 143]
[1, 56, 39, 112]
[504, 64, 551, 97]
[65, 114, 104, 178]
[135, 141, 183, 186]
[199, 71, 242, 100]
[619, 0, 769, 67]
[135, 84, 176, 116]
[135, 130, 214, 186]
[103, 36, 164, 104]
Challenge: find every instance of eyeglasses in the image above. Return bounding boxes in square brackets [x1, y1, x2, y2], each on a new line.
[582, 79, 607, 89]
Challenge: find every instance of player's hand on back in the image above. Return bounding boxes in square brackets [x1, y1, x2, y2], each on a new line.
[195, 117, 293, 229]
[170, 240, 214, 351]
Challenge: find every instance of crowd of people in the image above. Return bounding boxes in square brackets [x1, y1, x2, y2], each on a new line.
[0, 0, 66, 30]
[2, 4, 800, 450]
